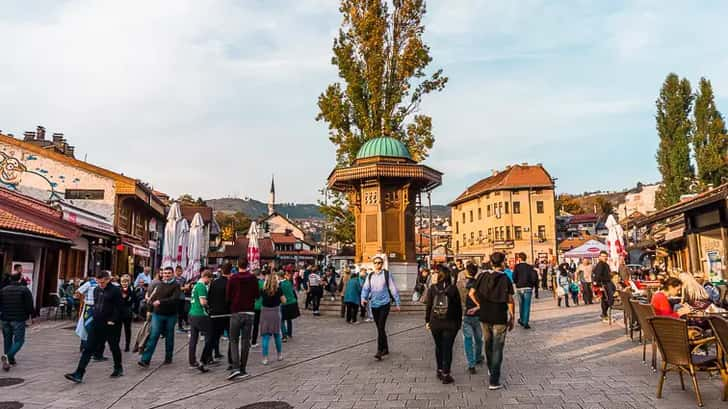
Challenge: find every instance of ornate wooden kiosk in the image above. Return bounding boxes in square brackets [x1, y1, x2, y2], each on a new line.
[327, 137, 442, 289]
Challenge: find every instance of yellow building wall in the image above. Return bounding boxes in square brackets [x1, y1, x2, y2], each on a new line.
[451, 188, 556, 264]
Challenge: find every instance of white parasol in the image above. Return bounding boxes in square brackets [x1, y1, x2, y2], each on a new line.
[184, 212, 205, 280]
[161, 202, 182, 268]
[605, 214, 626, 271]
[247, 221, 260, 270]
[176, 217, 190, 271]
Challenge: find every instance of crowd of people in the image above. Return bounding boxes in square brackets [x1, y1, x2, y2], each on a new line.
[0, 249, 724, 394]
[59, 260, 305, 383]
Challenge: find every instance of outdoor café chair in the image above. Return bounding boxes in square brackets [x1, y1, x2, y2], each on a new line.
[619, 289, 640, 340]
[649, 316, 722, 407]
[631, 299, 657, 371]
[707, 316, 728, 401]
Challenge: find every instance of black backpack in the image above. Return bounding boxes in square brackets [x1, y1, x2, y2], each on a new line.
[366, 270, 394, 302]
[432, 285, 450, 320]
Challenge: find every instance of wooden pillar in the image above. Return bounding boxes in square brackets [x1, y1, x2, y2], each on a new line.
[687, 233, 701, 273]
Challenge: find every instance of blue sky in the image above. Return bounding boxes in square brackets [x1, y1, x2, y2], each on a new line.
[1, 0, 727, 205]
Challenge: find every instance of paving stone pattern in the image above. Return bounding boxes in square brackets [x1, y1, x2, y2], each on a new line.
[0, 295, 725, 409]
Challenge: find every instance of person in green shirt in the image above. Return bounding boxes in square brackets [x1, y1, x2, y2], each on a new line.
[187, 270, 213, 373]
[278, 269, 299, 341]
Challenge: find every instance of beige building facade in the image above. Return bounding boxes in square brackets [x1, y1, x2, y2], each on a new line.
[449, 164, 557, 265]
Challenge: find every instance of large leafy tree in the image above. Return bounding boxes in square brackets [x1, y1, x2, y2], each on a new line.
[317, 0, 447, 166]
[693, 77, 728, 188]
[655, 73, 695, 209]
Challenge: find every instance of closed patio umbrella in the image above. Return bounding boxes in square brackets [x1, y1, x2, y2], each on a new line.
[176, 217, 190, 271]
[247, 221, 260, 270]
[161, 202, 182, 268]
[606, 214, 626, 272]
[184, 212, 205, 280]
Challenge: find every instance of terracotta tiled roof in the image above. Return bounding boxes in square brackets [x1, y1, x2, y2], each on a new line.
[568, 213, 599, 224]
[180, 205, 214, 224]
[449, 164, 554, 206]
[208, 237, 275, 259]
[0, 208, 68, 239]
[270, 232, 298, 244]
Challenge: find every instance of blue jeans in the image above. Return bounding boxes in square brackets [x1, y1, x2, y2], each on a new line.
[141, 313, 176, 363]
[462, 316, 484, 368]
[261, 333, 282, 357]
[482, 323, 508, 386]
[1, 321, 25, 361]
[516, 288, 533, 326]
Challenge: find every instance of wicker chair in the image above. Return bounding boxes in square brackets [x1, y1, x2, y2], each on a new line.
[649, 317, 721, 407]
[619, 290, 640, 340]
[631, 299, 657, 370]
[708, 316, 728, 402]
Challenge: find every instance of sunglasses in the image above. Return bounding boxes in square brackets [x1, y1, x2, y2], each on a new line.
[373, 261, 383, 265]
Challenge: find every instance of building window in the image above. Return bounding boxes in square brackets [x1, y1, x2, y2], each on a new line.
[495, 191, 501, 196]
[500, 226, 505, 240]
[488, 228, 492, 239]
[455, 240, 459, 253]
[470, 232, 474, 241]
[514, 226, 522, 240]
[478, 230, 483, 238]
[119, 206, 131, 233]
[462, 213, 466, 223]
[494, 228, 499, 240]
[538, 225, 546, 240]
[478, 208, 482, 220]
[65, 189, 104, 200]
[469, 210, 473, 222]
[506, 226, 511, 240]
[504, 202, 509, 214]
[463, 234, 466, 243]
[455, 222, 459, 234]
[513, 201, 521, 214]
[536, 201, 544, 214]
[487, 205, 491, 217]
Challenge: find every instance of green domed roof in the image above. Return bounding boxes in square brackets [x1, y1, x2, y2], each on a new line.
[356, 137, 412, 160]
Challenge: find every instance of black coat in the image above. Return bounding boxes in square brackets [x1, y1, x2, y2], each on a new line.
[0, 282, 33, 321]
[425, 282, 462, 332]
[93, 284, 123, 324]
[208, 276, 229, 316]
[119, 286, 137, 320]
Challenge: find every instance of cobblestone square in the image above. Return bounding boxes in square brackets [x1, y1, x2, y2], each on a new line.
[0, 296, 725, 409]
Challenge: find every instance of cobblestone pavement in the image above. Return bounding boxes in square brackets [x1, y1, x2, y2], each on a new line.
[0, 294, 725, 409]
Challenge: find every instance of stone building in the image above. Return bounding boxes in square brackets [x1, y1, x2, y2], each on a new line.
[448, 163, 557, 265]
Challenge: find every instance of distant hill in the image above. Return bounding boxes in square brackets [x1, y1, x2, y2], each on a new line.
[206, 197, 451, 220]
[206, 198, 323, 219]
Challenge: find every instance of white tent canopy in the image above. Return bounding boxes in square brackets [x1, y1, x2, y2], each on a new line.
[563, 240, 608, 259]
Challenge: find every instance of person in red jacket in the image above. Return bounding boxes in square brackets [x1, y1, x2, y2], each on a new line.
[651, 277, 691, 318]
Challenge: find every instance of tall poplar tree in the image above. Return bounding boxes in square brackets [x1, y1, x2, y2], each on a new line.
[655, 73, 695, 209]
[317, 0, 448, 166]
[693, 77, 728, 188]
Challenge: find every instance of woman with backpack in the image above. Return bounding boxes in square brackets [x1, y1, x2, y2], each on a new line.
[425, 265, 462, 384]
[556, 265, 571, 308]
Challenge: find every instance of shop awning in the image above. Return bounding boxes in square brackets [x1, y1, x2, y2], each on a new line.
[122, 240, 151, 258]
[56, 202, 115, 236]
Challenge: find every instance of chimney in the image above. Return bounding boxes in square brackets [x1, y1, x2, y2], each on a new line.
[36, 126, 45, 140]
[66, 145, 75, 158]
[23, 131, 36, 141]
[52, 133, 64, 143]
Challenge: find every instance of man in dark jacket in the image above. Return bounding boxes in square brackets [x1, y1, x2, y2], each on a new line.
[226, 259, 260, 380]
[64, 270, 123, 382]
[138, 266, 181, 367]
[0, 272, 33, 370]
[209, 263, 231, 365]
[512, 253, 538, 329]
[593, 251, 612, 321]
